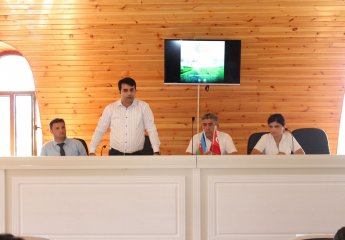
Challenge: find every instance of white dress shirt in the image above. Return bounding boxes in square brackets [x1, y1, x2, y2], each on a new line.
[40, 138, 88, 156]
[90, 99, 160, 153]
[253, 132, 302, 155]
[186, 130, 237, 154]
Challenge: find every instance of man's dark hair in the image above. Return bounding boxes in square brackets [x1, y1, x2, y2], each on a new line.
[118, 77, 136, 91]
[0, 233, 24, 240]
[334, 227, 345, 240]
[267, 113, 285, 126]
[202, 113, 219, 125]
[49, 118, 65, 129]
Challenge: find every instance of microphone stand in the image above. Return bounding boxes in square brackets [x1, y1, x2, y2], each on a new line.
[291, 130, 295, 154]
[101, 145, 107, 156]
[286, 129, 294, 154]
[191, 117, 195, 155]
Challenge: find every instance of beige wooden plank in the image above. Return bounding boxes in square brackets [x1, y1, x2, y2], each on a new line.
[2, 0, 343, 155]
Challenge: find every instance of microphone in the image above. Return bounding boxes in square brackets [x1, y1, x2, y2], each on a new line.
[101, 145, 107, 156]
[191, 117, 195, 155]
[286, 128, 295, 154]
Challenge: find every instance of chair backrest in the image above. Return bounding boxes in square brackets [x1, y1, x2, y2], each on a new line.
[141, 135, 154, 155]
[74, 138, 89, 155]
[247, 132, 268, 154]
[291, 128, 330, 154]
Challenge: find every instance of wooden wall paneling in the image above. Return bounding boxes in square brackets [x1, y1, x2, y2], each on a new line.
[0, 0, 344, 155]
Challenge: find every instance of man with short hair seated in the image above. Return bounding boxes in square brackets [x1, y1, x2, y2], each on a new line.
[40, 118, 88, 156]
[186, 113, 237, 155]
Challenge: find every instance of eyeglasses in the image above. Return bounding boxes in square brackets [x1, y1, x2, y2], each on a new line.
[202, 123, 214, 127]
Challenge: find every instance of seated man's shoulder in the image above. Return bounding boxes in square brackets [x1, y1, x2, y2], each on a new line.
[68, 138, 84, 145]
[41, 140, 54, 148]
[218, 131, 232, 138]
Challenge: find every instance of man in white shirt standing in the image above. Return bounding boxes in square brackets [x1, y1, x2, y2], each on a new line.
[89, 77, 161, 156]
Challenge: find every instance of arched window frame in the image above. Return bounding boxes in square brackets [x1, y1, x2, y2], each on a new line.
[0, 42, 41, 156]
[0, 91, 38, 156]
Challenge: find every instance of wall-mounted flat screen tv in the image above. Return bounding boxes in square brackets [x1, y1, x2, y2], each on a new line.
[164, 39, 241, 85]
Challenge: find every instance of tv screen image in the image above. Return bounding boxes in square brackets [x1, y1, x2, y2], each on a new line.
[164, 39, 241, 85]
[180, 41, 225, 83]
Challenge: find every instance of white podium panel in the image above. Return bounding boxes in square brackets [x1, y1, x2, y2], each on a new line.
[1, 155, 345, 240]
[208, 175, 345, 240]
[12, 176, 185, 240]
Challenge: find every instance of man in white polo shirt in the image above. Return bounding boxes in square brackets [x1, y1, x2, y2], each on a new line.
[186, 113, 237, 155]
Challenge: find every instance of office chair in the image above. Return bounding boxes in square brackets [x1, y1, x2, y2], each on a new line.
[141, 135, 154, 155]
[74, 138, 89, 155]
[247, 132, 268, 154]
[291, 128, 330, 154]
